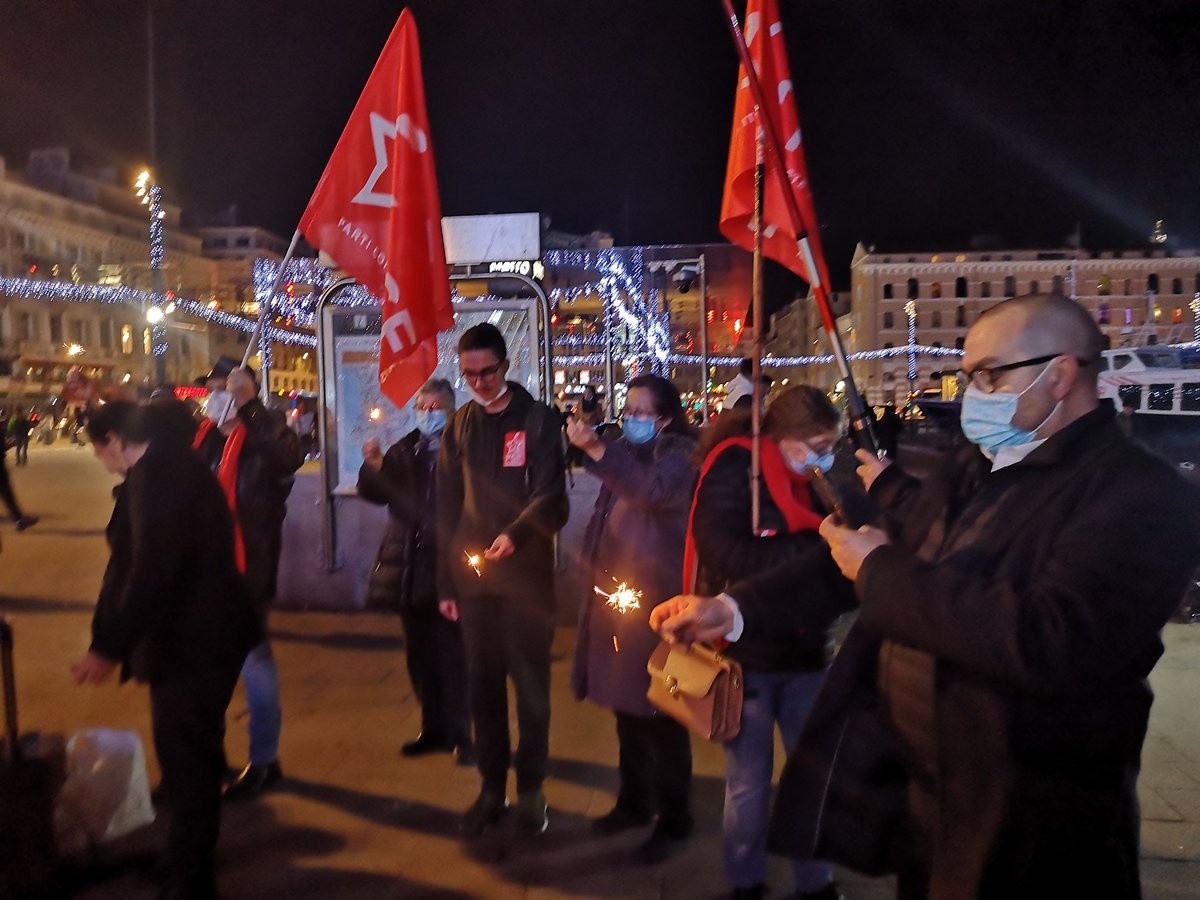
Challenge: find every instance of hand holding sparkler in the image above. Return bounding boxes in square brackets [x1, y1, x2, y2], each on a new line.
[595, 578, 643, 615]
[464, 550, 484, 577]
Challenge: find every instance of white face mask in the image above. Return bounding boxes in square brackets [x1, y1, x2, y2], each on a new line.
[206, 390, 236, 426]
[467, 381, 508, 409]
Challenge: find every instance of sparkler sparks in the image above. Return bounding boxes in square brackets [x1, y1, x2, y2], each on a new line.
[464, 551, 484, 577]
[595, 579, 642, 614]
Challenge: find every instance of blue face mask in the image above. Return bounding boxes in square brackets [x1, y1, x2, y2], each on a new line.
[786, 449, 836, 475]
[959, 387, 1033, 456]
[415, 408, 448, 437]
[623, 416, 658, 445]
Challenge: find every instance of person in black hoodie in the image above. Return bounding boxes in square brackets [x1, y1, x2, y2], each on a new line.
[73, 400, 260, 900]
[436, 324, 568, 838]
[358, 377, 472, 764]
[689, 386, 853, 900]
[193, 358, 304, 798]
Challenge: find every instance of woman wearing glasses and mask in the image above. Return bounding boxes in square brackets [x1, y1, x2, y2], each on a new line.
[689, 385, 855, 900]
[568, 374, 699, 864]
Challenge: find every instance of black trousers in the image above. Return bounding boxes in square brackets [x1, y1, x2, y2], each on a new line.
[457, 592, 553, 795]
[614, 711, 693, 831]
[149, 662, 242, 900]
[0, 457, 23, 520]
[399, 602, 470, 743]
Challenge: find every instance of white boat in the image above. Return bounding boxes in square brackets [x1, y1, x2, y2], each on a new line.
[1097, 346, 1200, 475]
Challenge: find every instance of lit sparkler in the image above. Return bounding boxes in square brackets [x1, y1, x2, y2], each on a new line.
[595, 579, 642, 614]
[464, 551, 484, 577]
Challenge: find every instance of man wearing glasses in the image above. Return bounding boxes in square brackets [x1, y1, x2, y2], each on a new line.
[436, 323, 568, 839]
[653, 294, 1200, 897]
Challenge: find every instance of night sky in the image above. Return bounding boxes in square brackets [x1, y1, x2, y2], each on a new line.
[3, 0, 1199, 290]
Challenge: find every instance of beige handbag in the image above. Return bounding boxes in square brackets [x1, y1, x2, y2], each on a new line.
[646, 640, 743, 742]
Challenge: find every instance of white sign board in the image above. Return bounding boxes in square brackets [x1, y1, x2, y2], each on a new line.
[442, 213, 541, 265]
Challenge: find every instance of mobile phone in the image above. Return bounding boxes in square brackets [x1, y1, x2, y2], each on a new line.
[808, 467, 856, 527]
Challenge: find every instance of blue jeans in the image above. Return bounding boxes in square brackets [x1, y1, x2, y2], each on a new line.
[241, 640, 282, 765]
[723, 668, 833, 892]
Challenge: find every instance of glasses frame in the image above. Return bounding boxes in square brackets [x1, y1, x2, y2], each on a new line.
[460, 361, 504, 382]
[957, 352, 1092, 394]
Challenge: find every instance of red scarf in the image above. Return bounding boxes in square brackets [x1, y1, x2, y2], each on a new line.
[193, 417, 247, 574]
[682, 436, 824, 593]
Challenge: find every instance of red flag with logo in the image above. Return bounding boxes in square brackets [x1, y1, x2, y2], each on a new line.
[299, 10, 453, 410]
[719, 0, 831, 292]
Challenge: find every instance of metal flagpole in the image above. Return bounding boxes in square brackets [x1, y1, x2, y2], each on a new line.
[750, 128, 765, 535]
[719, 0, 879, 455]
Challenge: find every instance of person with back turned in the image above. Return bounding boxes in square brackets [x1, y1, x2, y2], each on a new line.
[652, 294, 1200, 898]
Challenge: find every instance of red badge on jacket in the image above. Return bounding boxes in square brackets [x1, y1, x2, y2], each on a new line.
[503, 431, 527, 467]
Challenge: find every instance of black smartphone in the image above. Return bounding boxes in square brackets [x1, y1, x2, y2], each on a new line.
[808, 466, 856, 527]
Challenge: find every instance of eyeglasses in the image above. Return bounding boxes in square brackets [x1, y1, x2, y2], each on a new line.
[956, 353, 1089, 394]
[460, 362, 503, 382]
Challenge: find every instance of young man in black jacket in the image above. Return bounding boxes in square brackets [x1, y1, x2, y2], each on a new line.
[436, 324, 568, 838]
[193, 358, 304, 798]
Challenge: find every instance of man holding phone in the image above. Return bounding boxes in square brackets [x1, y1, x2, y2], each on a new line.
[653, 294, 1200, 897]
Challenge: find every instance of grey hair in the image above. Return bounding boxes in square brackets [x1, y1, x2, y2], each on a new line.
[418, 377, 456, 409]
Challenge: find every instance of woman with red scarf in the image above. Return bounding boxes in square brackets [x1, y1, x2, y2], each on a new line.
[689, 386, 852, 900]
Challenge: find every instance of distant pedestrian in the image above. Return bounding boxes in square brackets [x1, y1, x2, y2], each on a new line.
[73, 400, 260, 900]
[358, 378, 473, 765]
[194, 357, 303, 799]
[8, 406, 31, 465]
[437, 323, 568, 838]
[569, 374, 698, 864]
[0, 426, 37, 530]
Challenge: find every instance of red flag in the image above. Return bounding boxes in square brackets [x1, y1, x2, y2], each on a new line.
[299, 10, 453, 410]
[719, 0, 831, 292]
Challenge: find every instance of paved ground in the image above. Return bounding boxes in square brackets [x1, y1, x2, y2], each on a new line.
[2, 444, 1199, 898]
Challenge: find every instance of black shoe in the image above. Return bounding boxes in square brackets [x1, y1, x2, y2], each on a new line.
[591, 804, 653, 835]
[400, 733, 455, 757]
[222, 761, 281, 800]
[731, 886, 768, 900]
[514, 789, 549, 837]
[452, 740, 477, 767]
[461, 790, 508, 837]
[15, 516, 38, 531]
[633, 821, 690, 864]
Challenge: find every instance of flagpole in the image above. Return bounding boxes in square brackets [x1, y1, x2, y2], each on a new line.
[750, 127, 765, 536]
[719, 0, 879, 456]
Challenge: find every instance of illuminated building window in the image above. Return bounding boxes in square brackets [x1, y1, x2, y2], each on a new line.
[121, 324, 133, 355]
[144, 328, 152, 356]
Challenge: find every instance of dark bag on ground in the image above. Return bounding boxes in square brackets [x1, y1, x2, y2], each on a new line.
[0, 617, 65, 897]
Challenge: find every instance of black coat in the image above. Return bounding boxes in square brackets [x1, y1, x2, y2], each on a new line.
[765, 408, 1200, 897]
[90, 441, 261, 684]
[357, 429, 439, 611]
[693, 443, 851, 672]
[195, 399, 304, 605]
[435, 384, 568, 604]
[571, 431, 697, 716]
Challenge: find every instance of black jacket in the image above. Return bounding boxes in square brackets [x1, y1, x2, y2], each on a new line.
[195, 399, 304, 605]
[357, 429, 439, 610]
[90, 441, 261, 684]
[692, 444, 851, 672]
[767, 408, 1200, 896]
[436, 384, 568, 604]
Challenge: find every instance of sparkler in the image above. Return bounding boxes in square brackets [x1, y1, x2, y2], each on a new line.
[595, 579, 642, 614]
[464, 551, 484, 577]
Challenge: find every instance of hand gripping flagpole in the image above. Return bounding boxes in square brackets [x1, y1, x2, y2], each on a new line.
[719, 0, 881, 456]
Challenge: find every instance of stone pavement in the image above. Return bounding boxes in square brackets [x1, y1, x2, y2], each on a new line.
[1, 445, 1198, 898]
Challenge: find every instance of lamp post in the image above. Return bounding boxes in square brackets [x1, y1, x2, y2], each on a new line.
[135, 169, 167, 385]
[904, 299, 918, 396]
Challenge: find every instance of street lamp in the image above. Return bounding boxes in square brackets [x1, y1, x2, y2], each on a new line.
[904, 300, 918, 395]
[134, 168, 167, 385]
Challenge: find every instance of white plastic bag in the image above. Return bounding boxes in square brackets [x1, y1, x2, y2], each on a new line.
[54, 728, 156, 855]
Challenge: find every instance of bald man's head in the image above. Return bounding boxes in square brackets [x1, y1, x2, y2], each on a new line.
[972, 294, 1105, 388]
